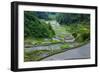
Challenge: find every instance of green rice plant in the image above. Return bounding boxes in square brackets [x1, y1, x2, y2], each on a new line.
[24, 50, 50, 61]
[60, 44, 70, 49]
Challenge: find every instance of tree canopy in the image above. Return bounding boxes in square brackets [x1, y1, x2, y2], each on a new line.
[24, 11, 55, 38]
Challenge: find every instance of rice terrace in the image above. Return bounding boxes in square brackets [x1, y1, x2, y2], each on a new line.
[24, 11, 90, 62]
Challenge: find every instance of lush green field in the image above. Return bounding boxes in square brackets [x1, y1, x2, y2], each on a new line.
[24, 11, 90, 61]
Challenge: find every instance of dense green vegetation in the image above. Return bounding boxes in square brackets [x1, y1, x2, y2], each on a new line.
[24, 43, 71, 61]
[24, 11, 55, 38]
[56, 13, 90, 25]
[63, 24, 90, 43]
[24, 50, 49, 61]
[70, 24, 90, 42]
[24, 11, 90, 61]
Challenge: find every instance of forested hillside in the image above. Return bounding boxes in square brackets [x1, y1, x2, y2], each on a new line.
[24, 11, 55, 38]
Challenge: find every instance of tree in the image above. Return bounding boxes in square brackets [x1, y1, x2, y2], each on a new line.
[56, 13, 90, 25]
[24, 11, 55, 38]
